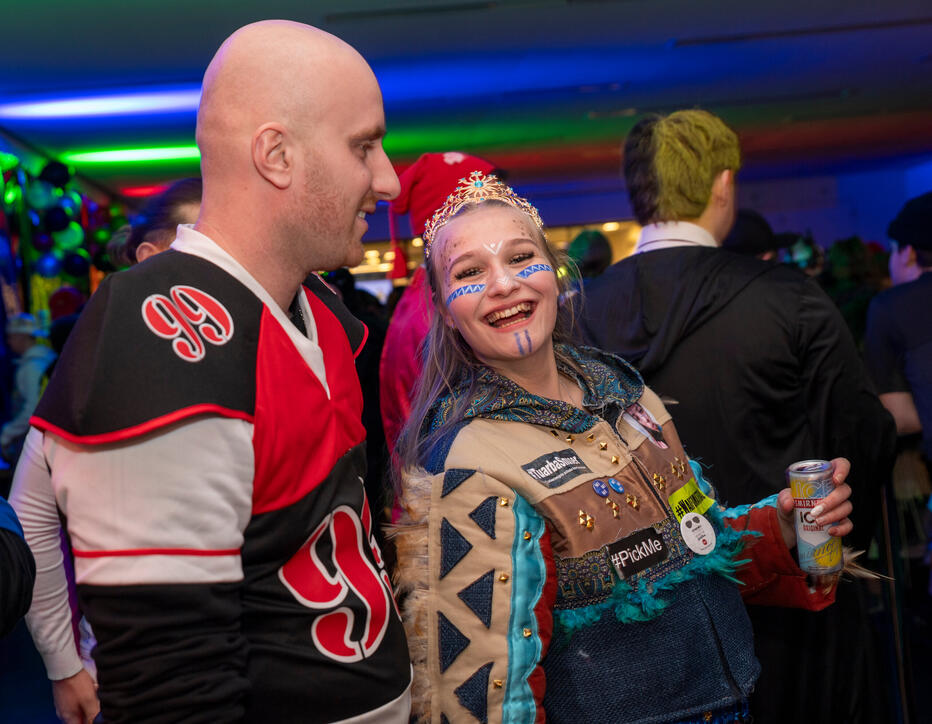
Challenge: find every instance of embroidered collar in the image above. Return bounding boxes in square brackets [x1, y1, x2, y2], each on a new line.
[427, 344, 643, 435]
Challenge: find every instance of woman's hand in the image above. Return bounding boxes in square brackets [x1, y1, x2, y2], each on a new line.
[776, 457, 853, 550]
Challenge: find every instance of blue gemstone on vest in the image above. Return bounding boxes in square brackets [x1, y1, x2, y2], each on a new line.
[609, 478, 625, 494]
[592, 479, 609, 497]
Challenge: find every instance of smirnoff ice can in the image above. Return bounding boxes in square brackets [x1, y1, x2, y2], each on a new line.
[786, 460, 843, 575]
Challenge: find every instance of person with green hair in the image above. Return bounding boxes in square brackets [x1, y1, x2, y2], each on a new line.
[581, 108, 896, 724]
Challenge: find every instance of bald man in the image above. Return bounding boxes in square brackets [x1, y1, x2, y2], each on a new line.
[11, 21, 411, 723]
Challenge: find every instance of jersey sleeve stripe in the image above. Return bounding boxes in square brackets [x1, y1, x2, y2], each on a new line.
[31, 404, 255, 445]
[73, 547, 241, 558]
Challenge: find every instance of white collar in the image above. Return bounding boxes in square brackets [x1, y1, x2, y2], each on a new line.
[170, 224, 331, 398]
[634, 221, 719, 254]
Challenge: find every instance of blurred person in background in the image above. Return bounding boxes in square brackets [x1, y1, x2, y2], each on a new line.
[566, 228, 613, 283]
[1, 314, 55, 465]
[0, 495, 35, 638]
[380, 151, 497, 455]
[581, 108, 896, 724]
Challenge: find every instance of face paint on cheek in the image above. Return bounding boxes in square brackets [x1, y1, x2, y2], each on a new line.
[515, 263, 553, 280]
[445, 283, 485, 307]
[514, 331, 525, 355]
[524, 330, 532, 355]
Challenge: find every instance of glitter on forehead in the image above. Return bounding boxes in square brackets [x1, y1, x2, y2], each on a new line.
[423, 171, 545, 258]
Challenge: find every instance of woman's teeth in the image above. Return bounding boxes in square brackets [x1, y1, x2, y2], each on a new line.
[486, 302, 533, 327]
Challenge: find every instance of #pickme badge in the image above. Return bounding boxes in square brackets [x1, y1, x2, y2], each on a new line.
[607, 527, 669, 580]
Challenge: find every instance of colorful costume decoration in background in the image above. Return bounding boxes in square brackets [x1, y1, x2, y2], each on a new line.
[390, 174, 851, 723]
[380, 152, 497, 454]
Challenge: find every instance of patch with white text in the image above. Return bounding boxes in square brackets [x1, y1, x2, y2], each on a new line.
[607, 526, 670, 580]
[521, 448, 591, 488]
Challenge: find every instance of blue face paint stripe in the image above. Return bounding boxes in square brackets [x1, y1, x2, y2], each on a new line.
[515, 263, 552, 279]
[514, 332, 525, 355]
[524, 330, 532, 355]
[446, 283, 485, 306]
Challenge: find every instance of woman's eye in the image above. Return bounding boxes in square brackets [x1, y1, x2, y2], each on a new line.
[510, 252, 534, 265]
[454, 267, 481, 280]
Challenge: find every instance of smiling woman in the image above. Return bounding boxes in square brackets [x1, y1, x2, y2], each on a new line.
[388, 173, 856, 724]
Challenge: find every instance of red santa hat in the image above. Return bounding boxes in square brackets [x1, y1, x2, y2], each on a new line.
[391, 152, 498, 238]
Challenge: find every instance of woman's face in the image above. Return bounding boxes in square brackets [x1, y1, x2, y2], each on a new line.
[433, 204, 560, 371]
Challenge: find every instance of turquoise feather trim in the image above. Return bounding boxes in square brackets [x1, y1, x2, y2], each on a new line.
[721, 493, 779, 520]
[555, 465, 762, 637]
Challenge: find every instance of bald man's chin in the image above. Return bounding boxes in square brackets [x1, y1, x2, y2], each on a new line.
[342, 241, 366, 270]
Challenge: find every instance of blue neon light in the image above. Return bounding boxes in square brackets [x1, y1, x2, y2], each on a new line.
[0, 87, 201, 119]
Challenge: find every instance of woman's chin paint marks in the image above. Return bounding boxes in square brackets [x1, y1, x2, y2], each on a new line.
[514, 329, 533, 355]
[446, 283, 485, 307]
[515, 263, 552, 279]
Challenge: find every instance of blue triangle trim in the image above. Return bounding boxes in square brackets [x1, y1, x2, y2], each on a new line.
[438, 611, 471, 673]
[455, 662, 493, 723]
[440, 518, 473, 579]
[442, 468, 476, 497]
[458, 569, 495, 628]
[468, 496, 497, 539]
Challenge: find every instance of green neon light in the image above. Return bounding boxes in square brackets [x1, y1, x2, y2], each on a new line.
[61, 145, 200, 164]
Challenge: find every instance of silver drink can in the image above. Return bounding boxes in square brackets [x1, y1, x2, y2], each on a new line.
[786, 459, 842, 574]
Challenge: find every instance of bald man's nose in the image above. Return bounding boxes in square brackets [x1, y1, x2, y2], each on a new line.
[372, 148, 400, 201]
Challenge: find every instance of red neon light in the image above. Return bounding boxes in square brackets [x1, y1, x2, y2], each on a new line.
[121, 184, 169, 198]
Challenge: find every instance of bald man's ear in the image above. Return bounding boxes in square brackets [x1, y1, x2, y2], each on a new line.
[253, 123, 293, 189]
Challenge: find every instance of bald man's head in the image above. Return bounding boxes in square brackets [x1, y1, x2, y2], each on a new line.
[193, 20, 399, 285]
[197, 21, 367, 180]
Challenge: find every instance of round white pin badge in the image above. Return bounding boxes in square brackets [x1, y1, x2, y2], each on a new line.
[680, 512, 716, 555]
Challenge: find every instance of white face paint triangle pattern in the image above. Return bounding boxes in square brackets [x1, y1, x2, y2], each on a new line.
[483, 241, 504, 255]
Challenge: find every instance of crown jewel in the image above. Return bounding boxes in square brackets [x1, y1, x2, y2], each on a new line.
[422, 171, 545, 258]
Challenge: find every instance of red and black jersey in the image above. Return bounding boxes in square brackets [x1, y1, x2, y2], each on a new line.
[32, 249, 411, 722]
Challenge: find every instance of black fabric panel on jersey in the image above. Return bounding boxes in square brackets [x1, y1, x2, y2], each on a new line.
[303, 273, 366, 354]
[77, 581, 248, 723]
[34, 250, 263, 438]
[241, 443, 412, 722]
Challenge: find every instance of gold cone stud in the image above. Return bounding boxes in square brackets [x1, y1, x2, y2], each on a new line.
[578, 510, 594, 529]
[611, 501, 620, 519]
[550, 429, 559, 437]
[611, 455, 620, 465]
[493, 680, 504, 688]
[499, 497, 509, 507]
[586, 433, 595, 442]
[599, 442, 608, 451]
[652, 473, 666, 491]
[566, 435, 574, 444]
[626, 493, 639, 510]
[523, 531, 532, 540]
[499, 573, 510, 582]
[523, 628, 532, 638]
